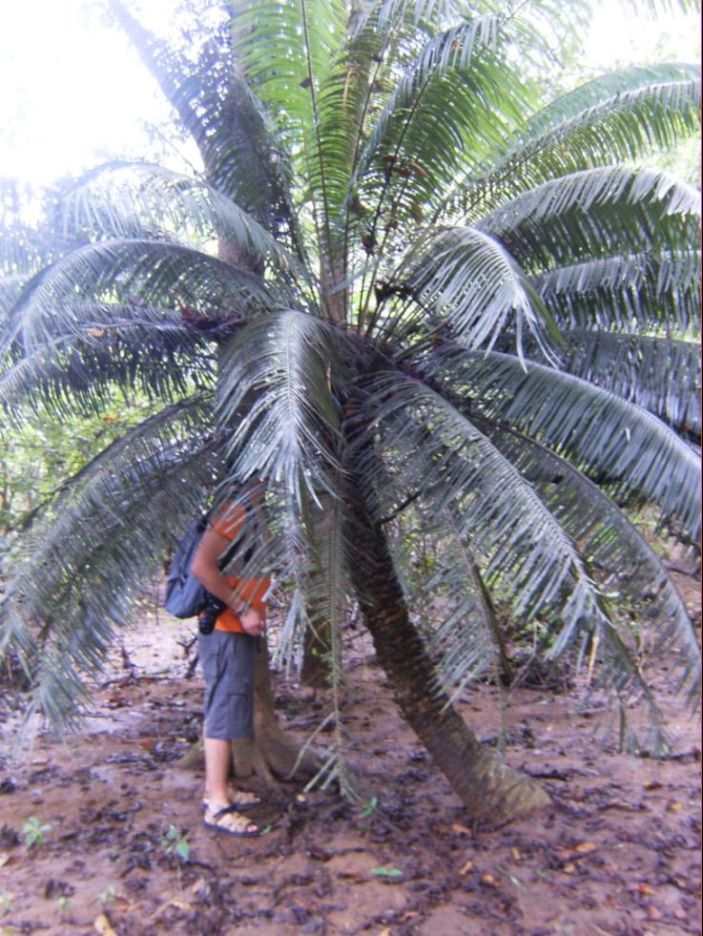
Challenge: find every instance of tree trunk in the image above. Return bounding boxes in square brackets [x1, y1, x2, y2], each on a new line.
[179, 636, 321, 786]
[342, 470, 550, 823]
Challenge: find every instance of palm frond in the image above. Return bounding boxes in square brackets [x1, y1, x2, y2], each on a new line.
[231, 0, 348, 242]
[56, 163, 299, 275]
[216, 311, 346, 507]
[479, 166, 699, 272]
[350, 0, 471, 36]
[1, 397, 216, 731]
[531, 250, 700, 334]
[2, 240, 280, 356]
[452, 65, 700, 220]
[425, 345, 700, 541]
[389, 504, 507, 700]
[525, 62, 700, 139]
[541, 330, 700, 437]
[395, 225, 548, 352]
[356, 368, 668, 715]
[480, 421, 699, 697]
[109, 1, 301, 245]
[349, 17, 510, 214]
[0, 301, 213, 420]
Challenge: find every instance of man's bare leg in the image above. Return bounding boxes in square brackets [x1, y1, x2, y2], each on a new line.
[204, 737, 232, 810]
[203, 737, 258, 834]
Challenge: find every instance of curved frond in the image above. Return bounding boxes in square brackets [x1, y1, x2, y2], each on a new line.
[453, 66, 700, 219]
[532, 250, 700, 333]
[479, 166, 700, 271]
[0, 397, 216, 730]
[480, 421, 699, 697]
[553, 331, 700, 437]
[2, 240, 280, 356]
[425, 346, 700, 541]
[216, 311, 346, 505]
[396, 225, 547, 351]
[357, 368, 667, 710]
[0, 302, 213, 420]
[56, 163, 299, 275]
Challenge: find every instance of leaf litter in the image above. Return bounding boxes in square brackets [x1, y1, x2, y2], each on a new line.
[0, 571, 700, 935]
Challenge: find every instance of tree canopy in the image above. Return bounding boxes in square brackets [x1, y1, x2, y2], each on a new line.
[0, 0, 699, 810]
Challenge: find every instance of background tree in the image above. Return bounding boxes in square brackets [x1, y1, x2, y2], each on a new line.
[0, 0, 699, 822]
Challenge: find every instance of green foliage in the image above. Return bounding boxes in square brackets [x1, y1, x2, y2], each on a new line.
[159, 825, 191, 862]
[0, 0, 699, 752]
[20, 815, 51, 848]
[95, 885, 119, 907]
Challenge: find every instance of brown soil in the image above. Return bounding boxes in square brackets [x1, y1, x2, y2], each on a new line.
[0, 576, 700, 936]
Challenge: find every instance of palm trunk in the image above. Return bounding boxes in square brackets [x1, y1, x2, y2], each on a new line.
[342, 468, 549, 822]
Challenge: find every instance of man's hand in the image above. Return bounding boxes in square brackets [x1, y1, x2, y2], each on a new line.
[240, 608, 265, 636]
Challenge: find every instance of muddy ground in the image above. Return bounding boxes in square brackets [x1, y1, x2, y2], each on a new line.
[0, 571, 700, 936]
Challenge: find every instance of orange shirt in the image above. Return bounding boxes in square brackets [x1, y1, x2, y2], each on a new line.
[211, 500, 270, 634]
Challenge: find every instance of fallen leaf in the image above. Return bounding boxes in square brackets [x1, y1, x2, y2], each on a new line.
[574, 841, 598, 854]
[637, 883, 655, 896]
[643, 780, 663, 791]
[459, 860, 474, 876]
[94, 914, 118, 936]
[667, 801, 684, 813]
[451, 823, 472, 836]
[481, 873, 499, 887]
[563, 863, 577, 874]
[86, 328, 105, 338]
[149, 898, 193, 920]
[371, 866, 403, 880]
[138, 738, 156, 751]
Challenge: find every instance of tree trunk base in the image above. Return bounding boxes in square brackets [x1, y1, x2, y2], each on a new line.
[178, 636, 322, 788]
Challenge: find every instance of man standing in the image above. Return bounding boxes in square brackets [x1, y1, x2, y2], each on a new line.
[191, 479, 268, 837]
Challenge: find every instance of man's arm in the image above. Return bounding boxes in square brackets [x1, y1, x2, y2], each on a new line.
[191, 528, 265, 636]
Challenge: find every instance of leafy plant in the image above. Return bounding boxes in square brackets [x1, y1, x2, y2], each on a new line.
[95, 884, 119, 908]
[360, 796, 380, 819]
[159, 825, 190, 863]
[20, 816, 51, 848]
[0, 0, 699, 821]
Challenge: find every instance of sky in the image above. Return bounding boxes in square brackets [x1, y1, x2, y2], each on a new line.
[0, 0, 700, 192]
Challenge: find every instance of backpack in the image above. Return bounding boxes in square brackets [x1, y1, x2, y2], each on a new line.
[164, 500, 255, 619]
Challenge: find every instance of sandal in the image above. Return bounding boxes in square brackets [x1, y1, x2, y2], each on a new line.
[202, 789, 262, 812]
[203, 805, 259, 838]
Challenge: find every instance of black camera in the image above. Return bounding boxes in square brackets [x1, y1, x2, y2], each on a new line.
[198, 595, 226, 635]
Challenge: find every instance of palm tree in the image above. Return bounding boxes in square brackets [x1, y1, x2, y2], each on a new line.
[0, 0, 699, 822]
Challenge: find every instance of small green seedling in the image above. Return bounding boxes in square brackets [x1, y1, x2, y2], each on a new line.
[21, 816, 52, 848]
[56, 896, 71, 915]
[159, 825, 190, 862]
[360, 796, 379, 819]
[96, 884, 119, 907]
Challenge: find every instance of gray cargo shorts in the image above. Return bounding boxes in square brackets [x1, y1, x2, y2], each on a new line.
[199, 630, 257, 740]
